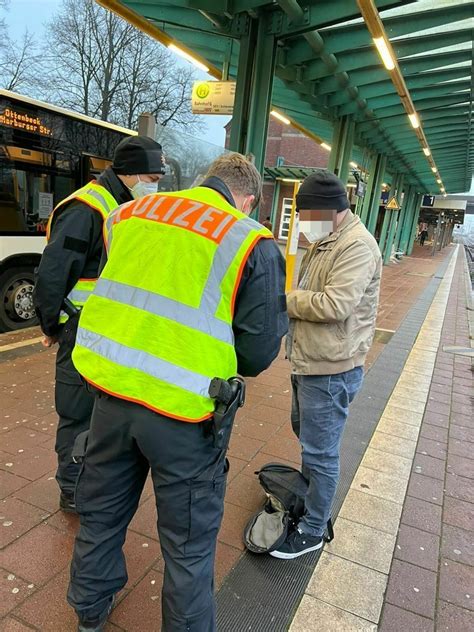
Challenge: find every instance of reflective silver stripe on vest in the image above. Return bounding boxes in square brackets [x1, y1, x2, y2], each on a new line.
[85, 186, 116, 214]
[104, 207, 119, 250]
[68, 289, 92, 305]
[76, 328, 212, 398]
[201, 217, 260, 313]
[105, 209, 114, 235]
[94, 278, 234, 345]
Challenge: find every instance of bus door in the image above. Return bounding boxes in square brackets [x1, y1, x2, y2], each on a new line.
[1, 145, 76, 234]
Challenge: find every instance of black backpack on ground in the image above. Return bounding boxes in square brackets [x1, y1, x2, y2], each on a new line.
[243, 463, 334, 554]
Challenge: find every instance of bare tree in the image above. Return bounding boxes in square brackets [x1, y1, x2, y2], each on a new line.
[0, 0, 39, 92]
[42, 0, 202, 132]
[156, 125, 226, 188]
[117, 34, 200, 130]
[40, 0, 129, 119]
[0, 30, 39, 92]
[0, 0, 8, 21]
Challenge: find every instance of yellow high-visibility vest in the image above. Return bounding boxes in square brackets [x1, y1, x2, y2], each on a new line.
[46, 182, 119, 324]
[72, 187, 272, 422]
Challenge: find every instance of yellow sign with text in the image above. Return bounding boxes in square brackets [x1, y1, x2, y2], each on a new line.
[192, 81, 236, 115]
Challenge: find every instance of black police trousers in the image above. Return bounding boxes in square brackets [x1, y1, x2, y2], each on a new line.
[67, 393, 228, 632]
[55, 315, 94, 498]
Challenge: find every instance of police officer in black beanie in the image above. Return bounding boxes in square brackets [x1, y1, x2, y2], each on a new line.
[34, 135, 165, 513]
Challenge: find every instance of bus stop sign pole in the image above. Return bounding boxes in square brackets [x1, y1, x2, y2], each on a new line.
[138, 112, 156, 139]
[285, 182, 300, 293]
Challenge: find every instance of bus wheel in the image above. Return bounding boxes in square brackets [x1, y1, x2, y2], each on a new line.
[0, 268, 39, 332]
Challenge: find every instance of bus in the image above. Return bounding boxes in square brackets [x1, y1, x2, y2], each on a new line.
[0, 90, 138, 331]
[0, 91, 229, 332]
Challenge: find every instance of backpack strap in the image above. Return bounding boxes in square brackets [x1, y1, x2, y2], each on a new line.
[323, 518, 334, 543]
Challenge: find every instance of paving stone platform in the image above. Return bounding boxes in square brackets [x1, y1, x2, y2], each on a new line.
[290, 246, 473, 632]
[0, 244, 468, 631]
[380, 247, 474, 632]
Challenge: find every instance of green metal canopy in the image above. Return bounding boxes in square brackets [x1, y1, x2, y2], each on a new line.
[99, 0, 473, 194]
[264, 165, 358, 183]
[264, 166, 319, 181]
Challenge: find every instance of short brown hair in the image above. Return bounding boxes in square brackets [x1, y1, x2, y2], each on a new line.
[204, 153, 262, 210]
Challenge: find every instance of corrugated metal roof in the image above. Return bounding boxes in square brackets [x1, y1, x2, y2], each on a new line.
[100, 0, 473, 194]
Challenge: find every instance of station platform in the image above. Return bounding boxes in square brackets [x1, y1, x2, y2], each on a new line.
[0, 244, 472, 632]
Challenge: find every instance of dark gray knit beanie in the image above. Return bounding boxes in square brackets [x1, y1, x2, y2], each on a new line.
[296, 169, 349, 212]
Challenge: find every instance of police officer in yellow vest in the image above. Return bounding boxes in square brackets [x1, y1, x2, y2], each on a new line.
[66, 153, 287, 632]
[33, 136, 166, 513]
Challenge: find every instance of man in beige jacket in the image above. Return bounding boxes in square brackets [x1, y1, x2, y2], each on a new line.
[271, 170, 382, 559]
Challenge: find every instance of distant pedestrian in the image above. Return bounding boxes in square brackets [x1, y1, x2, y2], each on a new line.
[420, 229, 428, 246]
[262, 216, 273, 232]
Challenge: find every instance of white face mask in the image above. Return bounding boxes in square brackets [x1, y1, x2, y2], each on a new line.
[303, 230, 331, 243]
[299, 215, 337, 244]
[130, 176, 159, 199]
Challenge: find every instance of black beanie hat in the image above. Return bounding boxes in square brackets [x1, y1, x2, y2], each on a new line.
[296, 169, 349, 213]
[112, 136, 166, 175]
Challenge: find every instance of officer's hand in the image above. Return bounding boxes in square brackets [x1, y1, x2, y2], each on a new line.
[41, 335, 58, 348]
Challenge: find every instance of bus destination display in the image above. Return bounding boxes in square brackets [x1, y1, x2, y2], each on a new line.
[0, 107, 52, 136]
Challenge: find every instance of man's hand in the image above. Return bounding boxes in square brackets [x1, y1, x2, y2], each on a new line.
[41, 335, 58, 348]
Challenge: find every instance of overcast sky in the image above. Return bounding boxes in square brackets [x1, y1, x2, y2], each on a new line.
[5, 0, 229, 146]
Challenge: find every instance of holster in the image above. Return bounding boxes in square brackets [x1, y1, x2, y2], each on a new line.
[209, 377, 246, 450]
[62, 298, 80, 318]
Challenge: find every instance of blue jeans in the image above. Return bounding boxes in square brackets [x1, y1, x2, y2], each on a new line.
[291, 367, 364, 537]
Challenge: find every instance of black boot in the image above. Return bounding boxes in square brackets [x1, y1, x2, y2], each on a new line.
[77, 596, 115, 632]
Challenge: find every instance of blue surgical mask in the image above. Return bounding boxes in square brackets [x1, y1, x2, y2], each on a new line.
[130, 176, 159, 199]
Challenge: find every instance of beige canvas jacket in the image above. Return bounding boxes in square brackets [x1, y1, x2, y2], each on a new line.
[287, 211, 382, 375]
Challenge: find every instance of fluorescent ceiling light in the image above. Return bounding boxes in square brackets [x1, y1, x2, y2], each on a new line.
[347, 183, 357, 188]
[382, 183, 388, 187]
[431, 167, 437, 173]
[437, 178, 442, 184]
[350, 161, 358, 168]
[423, 147, 431, 156]
[443, 193, 447, 197]
[168, 44, 209, 72]
[440, 187, 445, 192]
[408, 113, 420, 129]
[321, 142, 332, 151]
[271, 110, 291, 125]
[280, 178, 301, 183]
[373, 36, 395, 71]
